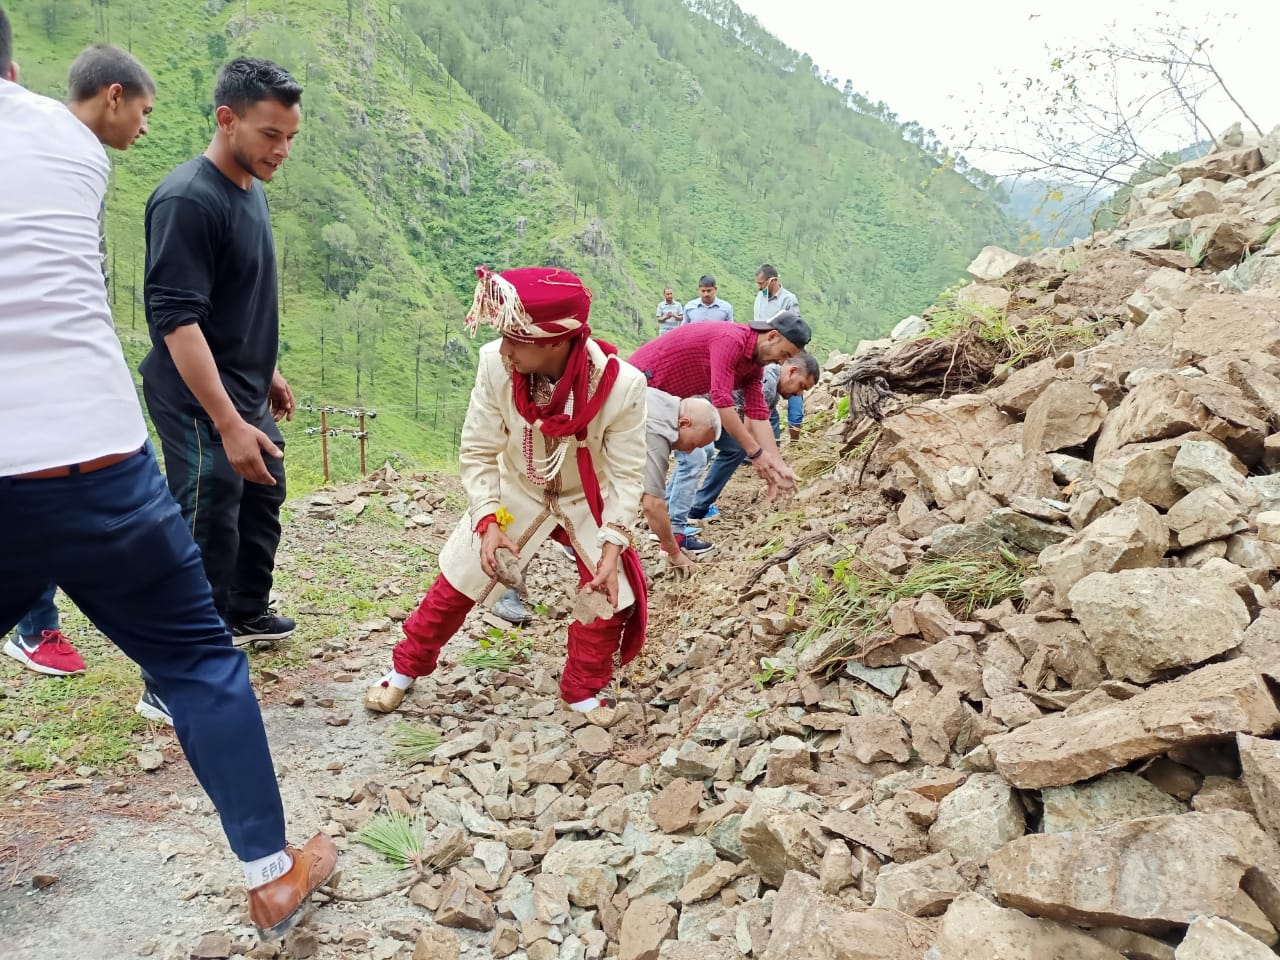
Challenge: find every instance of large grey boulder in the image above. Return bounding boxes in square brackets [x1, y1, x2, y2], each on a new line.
[1068, 568, 1248, 682]
[967, 245, 1025, 282]
[1038, 499, 1168, 603]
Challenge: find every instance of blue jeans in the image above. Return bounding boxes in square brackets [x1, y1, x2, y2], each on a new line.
[0, 447, 286, 860]
[690, 418, 783, 520]
[666, 442, 712, 529]
[786, 395, 804, 431]
[690, 433, 747, 521]
[15, 583, 59, 638]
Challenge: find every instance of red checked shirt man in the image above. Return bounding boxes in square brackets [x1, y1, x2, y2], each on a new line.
[628, 310, 811, 497]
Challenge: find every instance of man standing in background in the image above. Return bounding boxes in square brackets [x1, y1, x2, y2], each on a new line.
[683, 274, 733, 324]
[3, 43, 155, 680]
[754, 264, 799, 324]
[655, 286, 684, 335]
[754, 264, 806, 441]
[140, 57, 302, 720]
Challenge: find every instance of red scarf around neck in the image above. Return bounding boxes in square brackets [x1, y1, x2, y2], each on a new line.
[510, 333, 647, 665]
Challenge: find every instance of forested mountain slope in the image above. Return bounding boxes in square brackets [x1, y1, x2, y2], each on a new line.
[7, 0, 1013, 485]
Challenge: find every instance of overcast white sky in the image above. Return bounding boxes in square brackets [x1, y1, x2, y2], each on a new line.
[732, 0, 1277, 174]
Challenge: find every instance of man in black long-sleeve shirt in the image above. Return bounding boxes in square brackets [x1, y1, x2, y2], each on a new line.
[141, 58, 301, 709]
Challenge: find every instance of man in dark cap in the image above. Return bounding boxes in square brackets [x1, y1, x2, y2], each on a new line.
[628, 310, 811, 553]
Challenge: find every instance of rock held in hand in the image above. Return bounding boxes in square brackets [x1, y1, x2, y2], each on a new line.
[571, 587, 614, 625]
[493, 547, 527, 597]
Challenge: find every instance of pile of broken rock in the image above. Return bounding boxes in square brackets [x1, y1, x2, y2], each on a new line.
[246, 131, 1280, 960]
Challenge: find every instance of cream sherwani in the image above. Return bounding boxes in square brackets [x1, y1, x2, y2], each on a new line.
[438, 338, 648, 611]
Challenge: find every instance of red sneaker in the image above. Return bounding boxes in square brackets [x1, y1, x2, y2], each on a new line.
[3, 629, 86, 676]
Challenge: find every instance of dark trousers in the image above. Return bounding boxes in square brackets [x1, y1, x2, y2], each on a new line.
[13, 583, 59, 637]
[0, 448, 286, 860]
[145, 384, 286, 623]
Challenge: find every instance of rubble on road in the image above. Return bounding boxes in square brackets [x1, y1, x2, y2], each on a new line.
[184, 123, 1280, 959]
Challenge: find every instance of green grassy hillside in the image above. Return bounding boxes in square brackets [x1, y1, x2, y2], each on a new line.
[6, 0, 1014, 490]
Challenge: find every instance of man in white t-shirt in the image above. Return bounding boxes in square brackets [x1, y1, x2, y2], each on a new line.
[0, 8, 333, 937]
[5, 43, 156, 682]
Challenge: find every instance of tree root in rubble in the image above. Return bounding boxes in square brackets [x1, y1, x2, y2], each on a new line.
[677, 669, 754, 740]
[740, 531, 833, 591]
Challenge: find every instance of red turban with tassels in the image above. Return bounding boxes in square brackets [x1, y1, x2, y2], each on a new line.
[466, 265, 592, 344]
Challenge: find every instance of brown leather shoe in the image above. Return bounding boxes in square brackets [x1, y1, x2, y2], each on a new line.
[247, 833, 337, 938]
[364, 681, 408, 713]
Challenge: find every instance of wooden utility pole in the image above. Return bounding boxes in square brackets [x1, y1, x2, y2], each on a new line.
[357, 409, 367, 476]
[320, 407, 330, 484]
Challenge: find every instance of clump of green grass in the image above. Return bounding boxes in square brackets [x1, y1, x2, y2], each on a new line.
[914, 287, 1099, 369]
[1182, 228, 1212, 267]
[355, 811, 428, 869]
[457, 626, 532, 670]
[797, 547, 1030, 669]
[392, 723, 442, 765]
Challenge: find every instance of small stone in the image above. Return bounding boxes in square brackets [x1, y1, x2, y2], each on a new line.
[928, 773, 1025, 866]
[573, 724, 613, 754]
[818, 838, 855, 895]
[618, 896, 677, 960]
[137, 749, 164, 772]
[412, 926, 461, 960]
[533, 874, 571, 924]
[193, 932, 235, 959]
[648, 778, 704, 834]
[873, 851, 971, 917]
[435, 875, 497, 931]
[676, 860, 738, 904]
[283, 930, 319, 960]
[1176, 915, 1274, 959]
[491, 921, 520, 958]
[528, 758, 573, 785]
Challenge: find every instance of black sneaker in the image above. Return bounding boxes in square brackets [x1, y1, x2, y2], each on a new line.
[230, 611, 296, 646]
[677, 533, 715, 557]
[135, 686, 174, 726]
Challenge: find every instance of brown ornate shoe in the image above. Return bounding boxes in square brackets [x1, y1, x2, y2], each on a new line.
[247, 833, 337, 938]
[364, 681, 407, 713]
